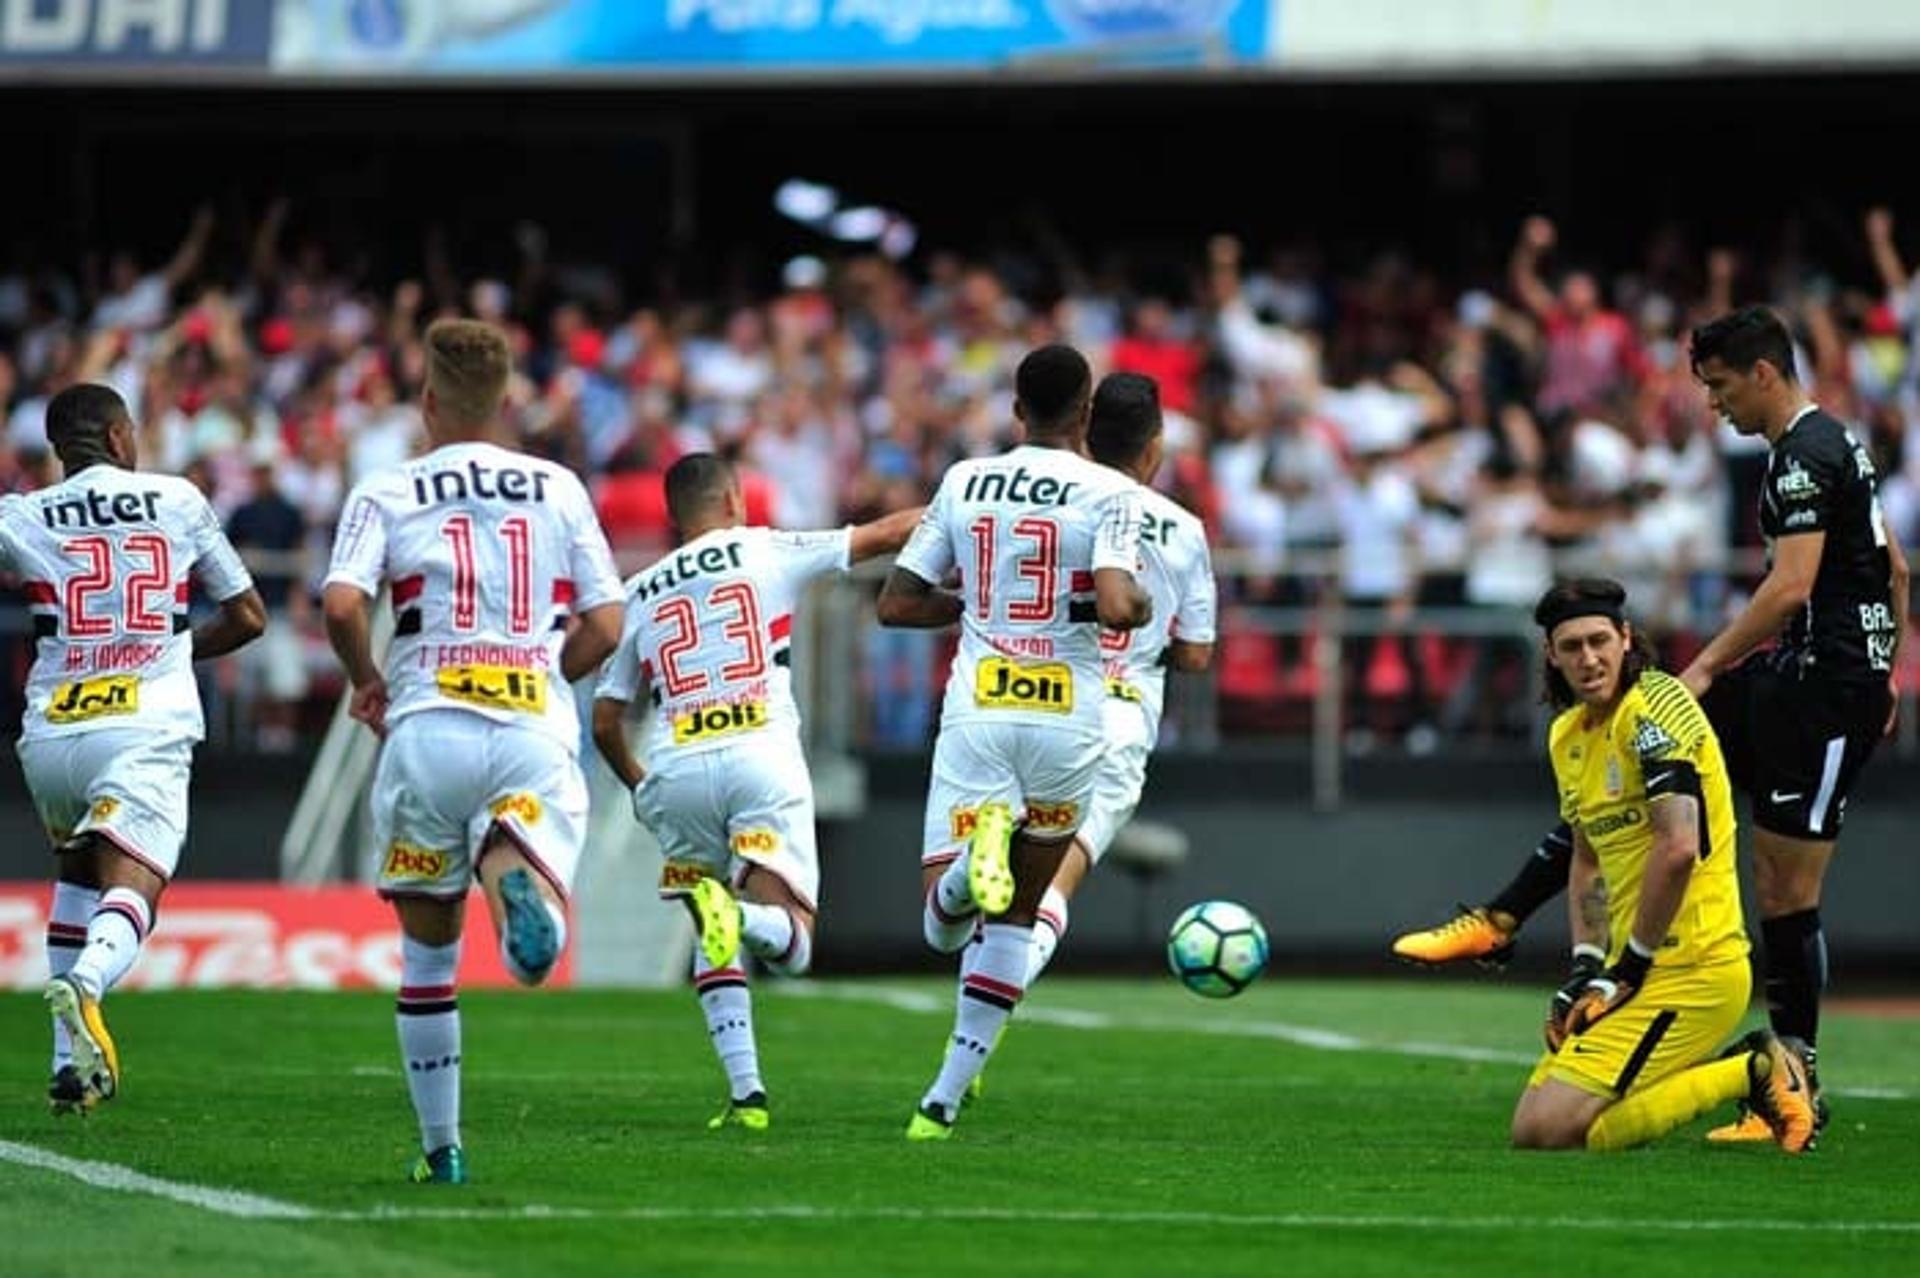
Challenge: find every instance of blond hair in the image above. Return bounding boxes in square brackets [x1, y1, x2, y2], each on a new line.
[425, 318, 511, 428]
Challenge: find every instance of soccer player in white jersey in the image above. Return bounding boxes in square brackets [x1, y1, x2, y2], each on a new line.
[322, 320, 625, 1185]
[0, 384, 265, 1115]
[877, 344, 1151, 1139]
[590, 453, 921, 1131]
[967, 371, 1216, 1003]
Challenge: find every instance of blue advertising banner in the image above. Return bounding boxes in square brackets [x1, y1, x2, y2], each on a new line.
[273, 0, 1272, 75]
[0, 0, 273, 66]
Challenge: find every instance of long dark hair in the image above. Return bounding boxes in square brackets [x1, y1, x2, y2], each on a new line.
[1535, 578, 1659, 710]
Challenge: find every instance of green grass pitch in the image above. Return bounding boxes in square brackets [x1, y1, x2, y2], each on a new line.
[2, 979, 1916, 1278]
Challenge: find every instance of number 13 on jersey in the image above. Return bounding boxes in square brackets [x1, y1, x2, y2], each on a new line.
[969, 515, 1059, 624]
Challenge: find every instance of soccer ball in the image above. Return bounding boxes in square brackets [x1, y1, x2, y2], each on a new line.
[1166, 900, 1269, 998]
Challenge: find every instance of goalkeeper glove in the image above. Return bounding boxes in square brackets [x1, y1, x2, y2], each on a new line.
[1545, 945, 1606, 1052]
[1560, 940, 1655, 1042]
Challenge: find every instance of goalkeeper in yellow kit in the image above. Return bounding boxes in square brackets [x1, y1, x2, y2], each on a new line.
[1509, 579, 1815, 1153]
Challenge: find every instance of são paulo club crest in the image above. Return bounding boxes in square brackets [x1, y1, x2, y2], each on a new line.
[1044, 0, 1241, 42]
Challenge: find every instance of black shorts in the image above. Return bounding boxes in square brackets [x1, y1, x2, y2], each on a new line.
[1701, 659, 1890, 841]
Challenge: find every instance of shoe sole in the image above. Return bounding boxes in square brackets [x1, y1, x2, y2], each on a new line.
[499, 869, 558, 978]
[45, 979, 117, 1104]
[691, 879, 741, 968]
[967, 804, 1015, 916]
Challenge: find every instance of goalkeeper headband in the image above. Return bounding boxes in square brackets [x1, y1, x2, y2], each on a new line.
[1535, 596, 1625, 636]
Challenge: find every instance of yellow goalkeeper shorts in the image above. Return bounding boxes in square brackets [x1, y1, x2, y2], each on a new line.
[1528, 958, 1751, 1099]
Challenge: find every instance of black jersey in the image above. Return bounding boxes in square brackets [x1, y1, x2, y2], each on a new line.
[1758, 406, 1896, 680]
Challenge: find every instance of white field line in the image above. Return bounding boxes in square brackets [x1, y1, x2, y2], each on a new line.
[781, 982, 1916, 1100]
[0, 1139, 318, 1219]
[0, 1143, 1917, 1234]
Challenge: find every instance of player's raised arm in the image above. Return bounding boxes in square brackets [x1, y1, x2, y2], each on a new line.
[877, 565, 963, 629]
[877, 489, 962, 629]
[849, 506, 925, 564]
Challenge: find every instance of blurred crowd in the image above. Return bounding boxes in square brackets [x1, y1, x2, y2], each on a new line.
[7, 201, 1920, 752]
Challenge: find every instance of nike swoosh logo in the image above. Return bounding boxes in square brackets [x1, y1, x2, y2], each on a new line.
[1770, 790, 1803, 803]
[1787, 1062, 1804, 1094]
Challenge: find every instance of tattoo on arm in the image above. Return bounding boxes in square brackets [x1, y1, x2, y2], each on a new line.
[1579, 878, 1610, 935]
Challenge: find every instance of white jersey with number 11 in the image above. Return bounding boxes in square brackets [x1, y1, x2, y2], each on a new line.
[324, 440, 623, 752]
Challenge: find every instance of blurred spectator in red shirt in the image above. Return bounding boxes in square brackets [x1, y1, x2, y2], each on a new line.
[1111, 297, 1202, 414]
[1510, 216, 1644, 417]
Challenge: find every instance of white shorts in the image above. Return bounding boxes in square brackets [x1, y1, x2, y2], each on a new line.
[17, 730, 193, 880]
[633, 734, 820, 912]
[1075, 697, 1155, 863]
[920, 718, 1104, 866]
[371, 709, 588, 901]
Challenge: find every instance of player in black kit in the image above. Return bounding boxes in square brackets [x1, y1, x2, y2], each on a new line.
[1393, 307, 1908, 1144]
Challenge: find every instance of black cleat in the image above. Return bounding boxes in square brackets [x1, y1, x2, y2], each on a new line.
[48, 1065, 90, 1116]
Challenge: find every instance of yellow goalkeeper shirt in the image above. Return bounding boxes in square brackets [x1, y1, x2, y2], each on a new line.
[1548, 669, 1749, 971]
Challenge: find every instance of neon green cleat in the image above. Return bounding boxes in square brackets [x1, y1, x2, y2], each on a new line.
[45, 976, 117, 1107]
[906, 1103, 954, 1142]
[967, 801, 1016, 916]
[708, 1091, 770, 1132]
[409, 1145, 467, 1184]
[691, 877, 742, 969]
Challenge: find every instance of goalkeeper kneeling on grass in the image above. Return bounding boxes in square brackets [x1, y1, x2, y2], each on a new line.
[1508, 578, 1815, 1154]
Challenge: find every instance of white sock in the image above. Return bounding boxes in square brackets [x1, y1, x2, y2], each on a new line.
[694, 951, 763, 1100]
[1027, 888, 1070, 986]
[46, 882, 98, 1071]
[498, 899, 568, 986]
[742, 902, 812, 977]
[67, 887, 151, 1000]
[924, 921, 1029, 1118]
[396, 936, 463, 1153]
[957, 920, 986, 983]
[923, 858, 976, 953]
[935, 853, 976, 917]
